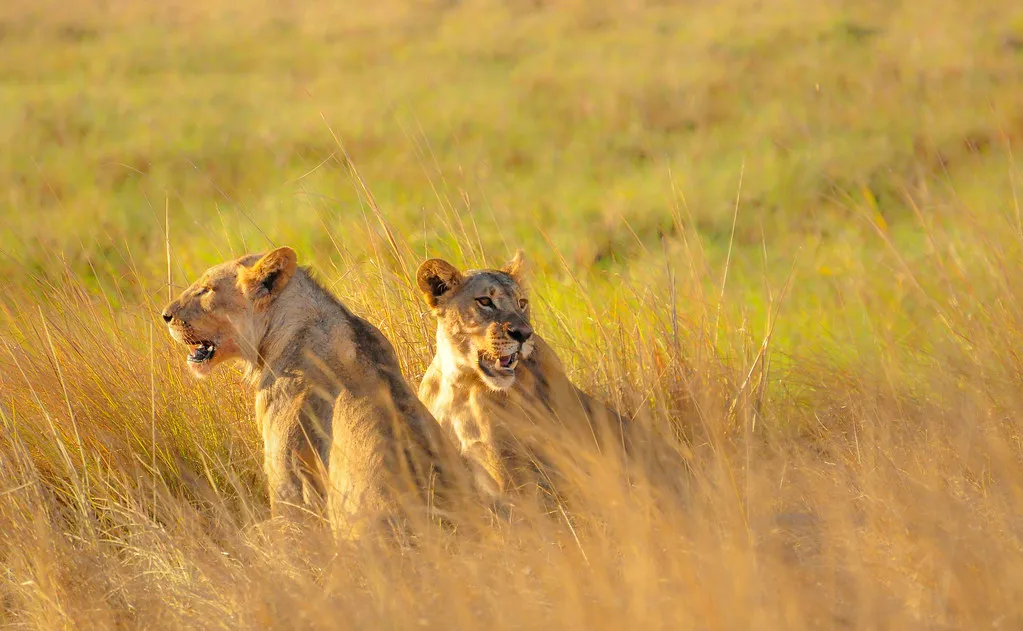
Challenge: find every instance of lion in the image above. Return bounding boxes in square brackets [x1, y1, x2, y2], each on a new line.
[161, 246, 464, 540]
[416, 251, 626, 512]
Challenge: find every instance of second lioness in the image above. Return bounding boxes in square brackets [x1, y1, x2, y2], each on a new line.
[161, 247, 461, 539]
[416, 251, 625, 509]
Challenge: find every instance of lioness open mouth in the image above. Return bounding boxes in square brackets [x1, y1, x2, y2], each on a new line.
[187, 342, 216, 364]
[479, 350, 519, 377]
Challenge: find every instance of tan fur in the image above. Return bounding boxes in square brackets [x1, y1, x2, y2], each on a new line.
[416, 251, 625, 511]
[162, 247, 463, 540]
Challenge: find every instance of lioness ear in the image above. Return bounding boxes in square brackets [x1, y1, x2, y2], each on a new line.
[501, 249, 527, 284]
[240, 246, 298, 311]
[416, 259, 463, 309]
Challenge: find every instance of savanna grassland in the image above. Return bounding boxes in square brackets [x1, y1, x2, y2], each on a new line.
[4, 0, 1023, 628]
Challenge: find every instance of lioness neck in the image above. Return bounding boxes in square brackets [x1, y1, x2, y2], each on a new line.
[433, 326, 475, 383]
[244, 271, 351, 387]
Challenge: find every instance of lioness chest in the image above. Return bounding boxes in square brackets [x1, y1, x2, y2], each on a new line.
[424, 374, 489, 446]
[423, 369, 552, 457]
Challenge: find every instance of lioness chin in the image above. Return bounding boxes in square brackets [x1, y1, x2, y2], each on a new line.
[161, 247, 463, 540]
[416, 250, 627, 513]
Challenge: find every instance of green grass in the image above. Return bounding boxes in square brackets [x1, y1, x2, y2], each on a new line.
[4, 0, 1023, 363]
[4, 1, 1022, 278]
[5, 0, 1023, 627]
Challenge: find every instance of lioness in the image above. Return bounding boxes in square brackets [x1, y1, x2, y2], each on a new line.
[161, 247, 461, 539]
[416, 251, 625, 510]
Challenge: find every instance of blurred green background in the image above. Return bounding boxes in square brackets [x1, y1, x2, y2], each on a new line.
[3, 0, 1023, 360]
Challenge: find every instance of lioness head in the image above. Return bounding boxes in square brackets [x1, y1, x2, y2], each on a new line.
[161, 247, 298, 378]
[417, 251, 534, 391]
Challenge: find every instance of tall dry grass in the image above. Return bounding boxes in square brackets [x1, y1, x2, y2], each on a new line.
[3, 184, 1023, 630]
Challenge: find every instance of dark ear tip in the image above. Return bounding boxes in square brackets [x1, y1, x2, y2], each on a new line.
[417, 258, 446, 272]
[275, 246, 298, 264]
[416, 259, 457, 281]
[415, 259, 434, 279]
[501, 249, 527, 280]
[416, 260, 437, 288]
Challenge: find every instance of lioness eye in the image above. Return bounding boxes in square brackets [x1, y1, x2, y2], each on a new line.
[476, 297, 494, 309]
[197, 287, 210, 297]
[519, 299, 528, 310]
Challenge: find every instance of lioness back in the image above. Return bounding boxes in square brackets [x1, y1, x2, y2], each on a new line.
[326, 311, 465, 540]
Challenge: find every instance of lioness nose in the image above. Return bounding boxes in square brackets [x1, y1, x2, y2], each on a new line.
[508, 324, 533, 343]
[161, 312, 172, 323]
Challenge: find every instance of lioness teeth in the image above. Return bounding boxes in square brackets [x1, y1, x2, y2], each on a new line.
[187, 342, 216, 363]
[498, 352, 519, 369]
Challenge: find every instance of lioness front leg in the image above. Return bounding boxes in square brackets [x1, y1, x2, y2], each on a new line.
[462, 440, 510, 508]
[262, 429, 305, 516]
[262, 425, 328, 519]
[259, 388, 331, 518]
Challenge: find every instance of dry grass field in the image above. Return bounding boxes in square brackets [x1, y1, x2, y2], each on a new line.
[4, 0, 1023, 628]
